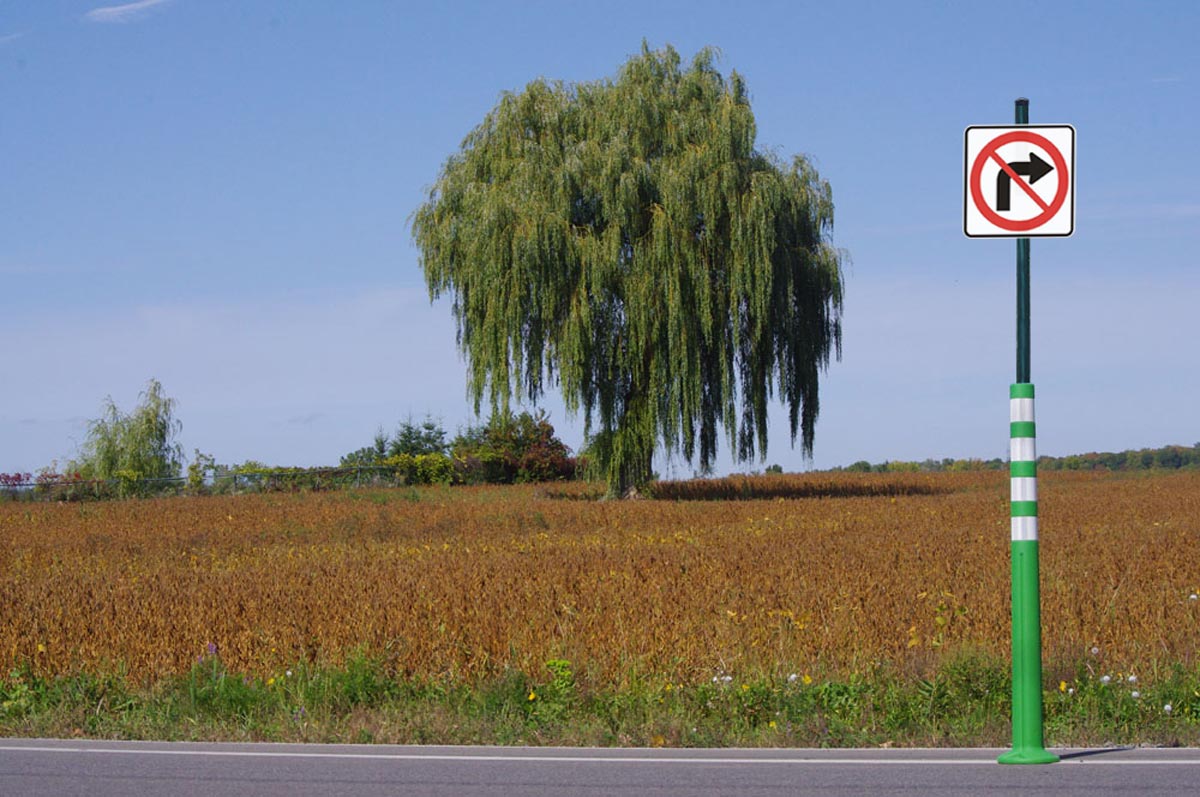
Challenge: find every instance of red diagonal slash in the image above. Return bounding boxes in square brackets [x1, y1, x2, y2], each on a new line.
[989, 151, 1051, 212]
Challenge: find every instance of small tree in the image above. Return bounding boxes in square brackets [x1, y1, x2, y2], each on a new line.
[388, 417, 449, 457]
[186, 450, 216, 493]
[340, 428, 390, 467]
[71, 379, 185, 489]
[340, 418, 449, 466]
[452, 410, 576, 483]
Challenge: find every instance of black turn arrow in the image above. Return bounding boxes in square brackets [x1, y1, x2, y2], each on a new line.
[995, 152, 1054, 212]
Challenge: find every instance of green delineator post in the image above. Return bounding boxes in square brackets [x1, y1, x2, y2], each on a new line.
[998, 97, 1059, 765]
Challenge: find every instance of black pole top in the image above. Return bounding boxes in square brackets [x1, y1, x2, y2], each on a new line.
[1016, 97, 1029, 107]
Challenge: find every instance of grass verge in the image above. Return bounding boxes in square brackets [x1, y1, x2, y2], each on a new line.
[3, 650, 1199, 747]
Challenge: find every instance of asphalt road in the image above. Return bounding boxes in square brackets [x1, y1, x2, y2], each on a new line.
[3, 740, 1200, 796]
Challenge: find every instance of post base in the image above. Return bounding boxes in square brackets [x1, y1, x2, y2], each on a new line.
[998, 748, 1059, 765]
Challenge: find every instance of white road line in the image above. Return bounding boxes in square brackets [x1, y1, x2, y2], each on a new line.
[1, 745, 1198, 765]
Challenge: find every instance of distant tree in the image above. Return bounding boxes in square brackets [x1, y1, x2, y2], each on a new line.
[388, 417, 448, 457]
[840, 444, 1195, 475]
[340, 427, 389, 467]
[452, 410, 576, 483]
[186, 450, 216, 492]
[413, 44, 845, 497]
[340, 419, 448, 466]
[1155, 446, 1184, 470]
[71, 379, 184, 483]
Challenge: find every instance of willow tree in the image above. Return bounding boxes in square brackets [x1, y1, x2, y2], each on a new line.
[413, 44, 844, 497]
[71, 378, 184, 482]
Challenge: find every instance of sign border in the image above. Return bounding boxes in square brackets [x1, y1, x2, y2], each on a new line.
[971, 131, 1069, 232]
[963, 124, 1075, 239]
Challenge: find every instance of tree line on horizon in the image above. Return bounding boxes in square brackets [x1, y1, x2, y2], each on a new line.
[336, 410, 580, 486]
[1, 380, 583, 497]
[3, 378, 1196, 503]
[832, 443, 1200, 474]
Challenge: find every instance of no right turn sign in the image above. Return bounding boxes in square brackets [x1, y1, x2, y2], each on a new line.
[964, 125, 1075, 238]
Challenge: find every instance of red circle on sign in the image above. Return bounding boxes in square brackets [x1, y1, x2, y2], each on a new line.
[969, 131, 1069, 232]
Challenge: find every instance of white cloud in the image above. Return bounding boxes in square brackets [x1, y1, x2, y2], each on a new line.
[0, 32, 27, 45]
[84, 0, 172, 24]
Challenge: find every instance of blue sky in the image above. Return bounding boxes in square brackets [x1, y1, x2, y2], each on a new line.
[2, 0, 1197, 476]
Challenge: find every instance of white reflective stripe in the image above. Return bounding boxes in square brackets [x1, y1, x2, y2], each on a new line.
[1010, 437, 1037, 462]
[1010, 397, 1035, 424]
[1011, 516, 1038, 541]
[1011, 477, 1038, 503]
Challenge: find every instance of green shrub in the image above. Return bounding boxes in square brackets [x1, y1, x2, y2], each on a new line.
[382, 453, 454, 485]
[453, 410, 578, 484]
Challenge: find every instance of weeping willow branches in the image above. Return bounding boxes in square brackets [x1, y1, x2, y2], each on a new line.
[413, 44, 844, 497]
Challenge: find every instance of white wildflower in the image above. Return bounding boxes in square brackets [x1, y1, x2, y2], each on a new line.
[1131, 691, 1141, 699]
[1164, 704, 1173, 714]
[1100, 675, 1111, 684]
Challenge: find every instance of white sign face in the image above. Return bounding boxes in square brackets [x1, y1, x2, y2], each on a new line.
[964, 125, 1075, 238]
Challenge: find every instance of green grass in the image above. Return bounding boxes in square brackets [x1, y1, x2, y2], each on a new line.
[3, 650, 1200, 747]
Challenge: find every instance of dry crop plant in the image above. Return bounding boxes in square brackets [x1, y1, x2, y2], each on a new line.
[2, 471, 1199, 691]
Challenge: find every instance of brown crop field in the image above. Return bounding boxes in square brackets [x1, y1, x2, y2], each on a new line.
[2, 470, 1199, 688]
